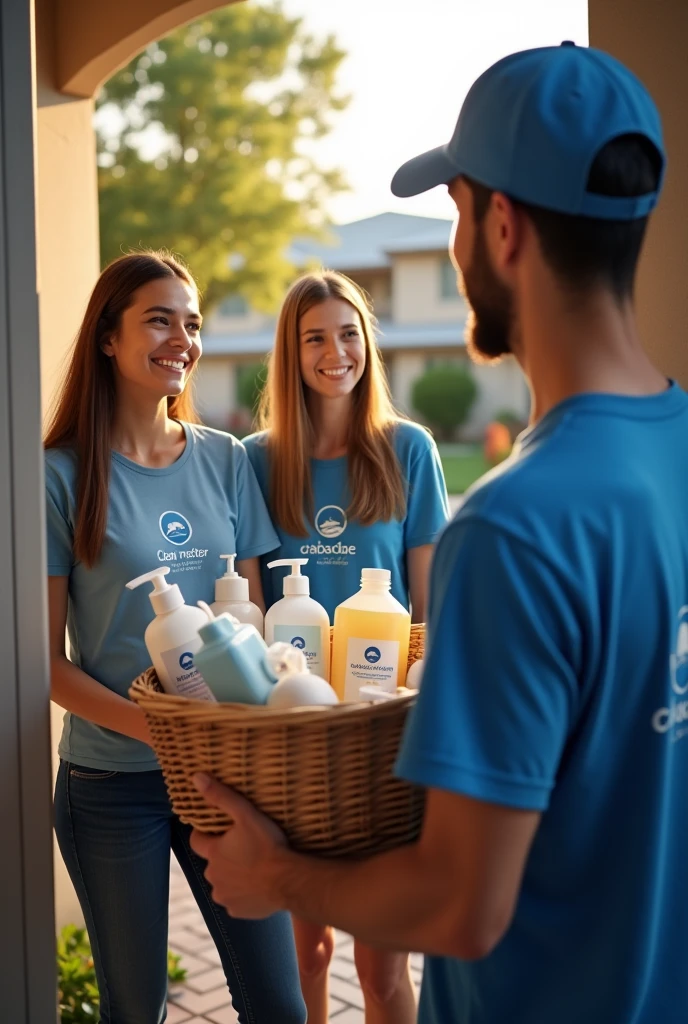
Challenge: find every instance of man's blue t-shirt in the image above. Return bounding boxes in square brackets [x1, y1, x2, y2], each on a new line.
[45, 423, 278, 771]
[397, 384, 688, 1024]
[243, 421, 449, 618]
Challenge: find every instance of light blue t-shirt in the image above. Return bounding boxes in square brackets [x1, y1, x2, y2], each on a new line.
[397, 383, 688, 1024]
[45, 423, 278, 771]
[243, 421, 449, 618]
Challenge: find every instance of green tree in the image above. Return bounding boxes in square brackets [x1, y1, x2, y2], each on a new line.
[411, 363, 478, 441]
[236, 361, 267, 413]
[97, 2, 348, 309]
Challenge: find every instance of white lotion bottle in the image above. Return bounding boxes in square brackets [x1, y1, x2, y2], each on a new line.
[126, 567, 215, 701]
[210, 553, 264, 636]
[264, 558, 330, 681]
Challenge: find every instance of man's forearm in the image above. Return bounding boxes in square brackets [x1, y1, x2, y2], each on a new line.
[271, 839, 459, 956]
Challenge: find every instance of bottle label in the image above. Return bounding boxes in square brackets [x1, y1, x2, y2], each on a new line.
[273, 624, 325, 677]
[344, 637, 400, 700]
[160, 639, 216, 701]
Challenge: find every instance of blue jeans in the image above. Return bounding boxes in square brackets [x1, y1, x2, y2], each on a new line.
[54, 761, 306, 1024]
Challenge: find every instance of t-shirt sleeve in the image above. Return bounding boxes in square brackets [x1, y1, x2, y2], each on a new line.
[404, 431, 450, 548]
[234, 442, 279, 560]
[396, 517, 582, 810]
[45, 459, 74, 576]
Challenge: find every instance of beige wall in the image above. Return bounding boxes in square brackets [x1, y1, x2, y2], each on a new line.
[206, 306, 272, 336]
[195, 358, 236, 424]
[390, 352, 426, 413]
[392, 253, 466, 324]
[589, 0, 688, 387]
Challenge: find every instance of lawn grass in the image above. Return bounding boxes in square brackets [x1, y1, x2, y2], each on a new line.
[438, 445, 490, 495]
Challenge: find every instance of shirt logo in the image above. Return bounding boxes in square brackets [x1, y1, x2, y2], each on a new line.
[365, 646, 382, 664]
[651, 605, 688, 741]
[670, 606, 688, 695]
[159, 510, 192, 546]
[315, 505, 347, 538]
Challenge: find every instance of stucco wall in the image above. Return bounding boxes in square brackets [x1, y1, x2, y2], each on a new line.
[392, 252, 466, 324]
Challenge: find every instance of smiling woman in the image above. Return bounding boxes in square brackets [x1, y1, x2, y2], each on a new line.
[42, 250, 307, 1023]
[243, 269, 450, 1024]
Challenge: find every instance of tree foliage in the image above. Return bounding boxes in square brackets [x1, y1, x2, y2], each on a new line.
[411, 363, 478, 441]
[97, 2, 349, 309]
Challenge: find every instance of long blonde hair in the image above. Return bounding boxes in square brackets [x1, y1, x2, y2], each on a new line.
[257, 270, 406, 537]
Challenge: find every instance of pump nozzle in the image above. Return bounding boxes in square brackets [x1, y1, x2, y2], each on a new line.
[215, 553, 251, 603]
[127, 567, 171, 592]
[267, 558, 310, 596]
[219, 554, 238, 578]
[126, 566, 184, 615]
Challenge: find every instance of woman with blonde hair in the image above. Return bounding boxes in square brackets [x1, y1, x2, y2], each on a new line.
[45, 251, 306, 1024]
[244, 269, 449, 1024]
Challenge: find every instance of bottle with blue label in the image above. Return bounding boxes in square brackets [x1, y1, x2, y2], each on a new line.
[331, 568, 411, 701]
[193, 602, 276, 704]
[125, 567, 215, 701]
[264, 558, 331, 681]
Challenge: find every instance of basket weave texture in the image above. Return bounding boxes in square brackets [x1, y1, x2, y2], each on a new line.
[129, 623, 425, 856]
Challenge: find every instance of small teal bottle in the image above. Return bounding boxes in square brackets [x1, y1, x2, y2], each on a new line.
[194, 603, 276, 704]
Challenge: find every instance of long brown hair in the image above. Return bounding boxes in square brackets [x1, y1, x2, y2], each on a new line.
[257, 270, 406, 536]
[44, 251, 200, 567]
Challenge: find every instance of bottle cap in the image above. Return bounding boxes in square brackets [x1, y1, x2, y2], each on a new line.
[361, 568, 391, 587]
[126, 566, 184, 615]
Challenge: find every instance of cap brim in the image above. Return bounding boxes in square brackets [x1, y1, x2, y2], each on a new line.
[390, 145, 460, 198]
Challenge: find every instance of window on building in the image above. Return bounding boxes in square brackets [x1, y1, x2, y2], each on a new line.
[218, 294, 249, 317]
[439, 257, 459, 301]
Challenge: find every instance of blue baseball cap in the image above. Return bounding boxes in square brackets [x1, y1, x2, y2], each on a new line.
[391, 42, 665, 220]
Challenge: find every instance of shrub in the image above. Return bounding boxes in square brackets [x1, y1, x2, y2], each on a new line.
[411, 363, 478, 441]
[57, 925, 186, 1023]
[236, 362, 267, 414]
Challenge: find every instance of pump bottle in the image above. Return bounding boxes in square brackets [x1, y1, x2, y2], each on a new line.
[264, 558, 330, 680]
[210, 553, 264, 635]
[126, 567, 214, 701]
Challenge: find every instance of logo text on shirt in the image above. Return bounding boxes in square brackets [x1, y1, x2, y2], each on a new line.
[652, 605, 688, 743]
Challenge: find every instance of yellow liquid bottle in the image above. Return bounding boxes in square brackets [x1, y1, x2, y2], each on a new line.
[331, 568, 411, 702]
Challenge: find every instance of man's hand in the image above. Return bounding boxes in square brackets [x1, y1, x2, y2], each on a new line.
[190, 774, 290, 919]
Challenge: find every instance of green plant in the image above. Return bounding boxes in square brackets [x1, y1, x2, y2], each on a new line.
[411, 364, 478, 441]
[57, 925, 186, 1023]
[57, 926, 99, 1024]
[237, 362, 267, 414]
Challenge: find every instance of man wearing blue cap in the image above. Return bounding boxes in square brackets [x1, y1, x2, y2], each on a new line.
[191, 43, 688, 1023]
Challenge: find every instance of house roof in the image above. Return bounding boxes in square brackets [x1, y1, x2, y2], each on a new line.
[202, 318, 466, 358]
[287, 212, 454, 272]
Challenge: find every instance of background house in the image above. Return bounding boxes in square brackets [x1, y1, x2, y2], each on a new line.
[195, 212, 530, 438]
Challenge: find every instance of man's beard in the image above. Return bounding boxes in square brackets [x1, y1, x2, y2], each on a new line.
[459, 221, 514, 364]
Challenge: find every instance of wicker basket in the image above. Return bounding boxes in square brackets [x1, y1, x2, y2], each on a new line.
[129, 623, 425, 856]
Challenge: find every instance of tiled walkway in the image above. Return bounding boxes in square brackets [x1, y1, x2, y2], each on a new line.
[166, 860, 423, 1022]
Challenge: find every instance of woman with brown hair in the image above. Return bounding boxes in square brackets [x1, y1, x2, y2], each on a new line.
[45, 251, 306, 1024]
[244, 270, 449, 1024]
